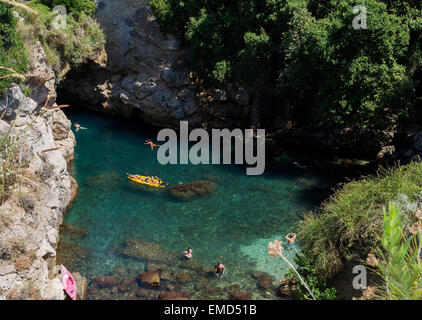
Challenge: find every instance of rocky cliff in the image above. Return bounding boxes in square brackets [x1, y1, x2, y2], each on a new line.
[0, 43, 77, 300]
[61, 0, 252, 129]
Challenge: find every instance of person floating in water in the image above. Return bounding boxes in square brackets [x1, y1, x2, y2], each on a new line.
[74, 122, 87, 132]
[183, 248, 193, 259]
[291, 161, 308, 170]
[215, 262, 226, 276]
[145, 139, 160, 150]
[285, 233, 297, 248]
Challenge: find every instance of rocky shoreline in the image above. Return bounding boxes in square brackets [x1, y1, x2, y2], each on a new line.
[0, 43, 79, 300]
[56, 237, 290, 300]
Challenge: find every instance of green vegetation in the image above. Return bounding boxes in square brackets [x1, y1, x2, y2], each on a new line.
[0, 3, 29, 93]
[39, 0, 96, 17]
[373, 203, 422, 300]
[19, 1, 105, 68]
[286, 253, 337, 300]
[0, 113, 26, 203]
[299, 161, 422, 278]
[151, 0, 422, 144]
[0, 0, 103, 95]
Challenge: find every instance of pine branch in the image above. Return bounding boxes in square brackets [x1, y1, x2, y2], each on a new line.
[0, 66, 26, 81]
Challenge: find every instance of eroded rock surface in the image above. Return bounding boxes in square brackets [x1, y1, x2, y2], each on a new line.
[0, 43, 77, 300]
[62, 0, 251, 129]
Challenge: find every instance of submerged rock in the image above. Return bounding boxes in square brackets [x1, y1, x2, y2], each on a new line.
[147, 262, 168, 272]
[118, 276, 137, 293]
[175, 272, 191, 284]
[258, 276, 274, 290]
[121, 238, 177, 265]
[168, 180, 217, 201]
[231, 292, 252, 300]
[59, 224, 87, 240]
[160, 291, 190, 300]
[136, 288, 158, 299]
[56, 242, 90, 271]
[137, 271, 160, 288]
[91, 275, 120, 289]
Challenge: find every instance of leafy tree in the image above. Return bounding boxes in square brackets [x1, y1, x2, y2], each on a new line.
[151, 0, 422, 147]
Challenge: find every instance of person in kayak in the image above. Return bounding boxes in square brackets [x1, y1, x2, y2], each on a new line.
[145, 139, 160, 150]
[184, 248, 193, 259]
[285, 233, 297, 247]
[215, 262, 226, 276]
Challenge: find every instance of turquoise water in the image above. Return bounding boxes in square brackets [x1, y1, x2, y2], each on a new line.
[60, 108, 337, 299]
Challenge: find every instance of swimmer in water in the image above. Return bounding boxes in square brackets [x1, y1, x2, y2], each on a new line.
[145, 140, 160, 150]
[183, 248, 193, 259]
[74, 122, 87, 132]
[215, 262, 226, 276]
[285, 233, 297, 248]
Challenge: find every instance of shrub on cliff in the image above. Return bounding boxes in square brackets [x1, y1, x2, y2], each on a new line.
[17, 1, 105, 69]
[298, 161, 422, 278]
[0, 3, 29, 94]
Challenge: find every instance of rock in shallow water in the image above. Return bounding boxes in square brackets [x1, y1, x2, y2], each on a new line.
[231, 292, 252, 300]
[136, 288, 158, 299]
[167, 180, 217, 201]
[56, 242, 89, 271]
[160, 291, 190, 300]
[121, 238, 177, 265]
[118, 276, 137, 293]
[91, 275, 120, 289]
[137, 271, 160, 288]
[59, 224, 87, 240]
[258, 276, 274, 290]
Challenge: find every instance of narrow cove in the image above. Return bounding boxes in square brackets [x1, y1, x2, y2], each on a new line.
[56, 107, 340, 300]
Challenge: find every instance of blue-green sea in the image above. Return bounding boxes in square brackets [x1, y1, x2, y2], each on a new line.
[59, 108, 338, 299]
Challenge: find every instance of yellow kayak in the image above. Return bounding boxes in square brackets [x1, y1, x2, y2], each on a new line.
[126, 173, 167, 188]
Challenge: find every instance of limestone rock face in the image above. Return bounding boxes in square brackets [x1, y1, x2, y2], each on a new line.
[73, 272, 87, 300]
[0, 43, 76, 300]
[62, 0, 251, 129]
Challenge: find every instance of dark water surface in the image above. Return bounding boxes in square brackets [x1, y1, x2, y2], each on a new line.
[59, 107, 339, 299]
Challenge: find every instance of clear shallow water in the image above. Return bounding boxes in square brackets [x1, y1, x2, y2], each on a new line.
[60, 108, 336, 299]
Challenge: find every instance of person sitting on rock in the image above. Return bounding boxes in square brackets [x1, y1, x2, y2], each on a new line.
[285, 233, 297, 248]
[184, 248, 193, 259]
[215, 262, 226, 276]
[145, 139, 160, 150]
